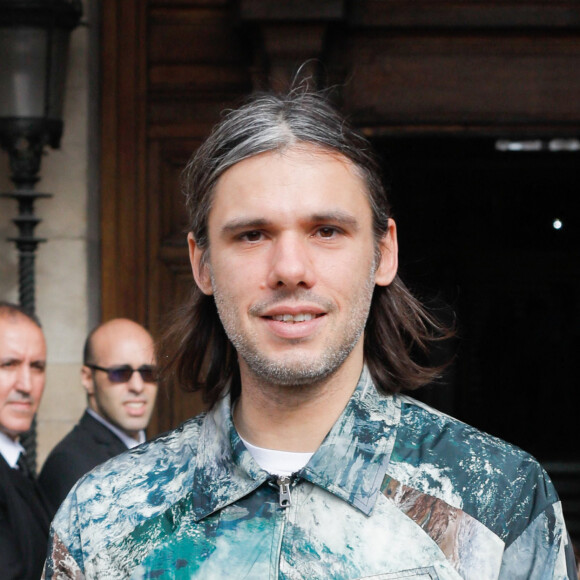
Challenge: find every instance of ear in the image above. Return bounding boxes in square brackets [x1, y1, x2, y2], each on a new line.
[374, 218, 399, 287]
[81, 365, 95, 396]
[188, 232, 213, 295]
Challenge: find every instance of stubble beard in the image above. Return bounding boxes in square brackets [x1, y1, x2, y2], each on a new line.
[210, 268, 376, 390]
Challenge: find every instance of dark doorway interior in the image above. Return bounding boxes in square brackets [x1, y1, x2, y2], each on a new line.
[376, 136, 580, 537]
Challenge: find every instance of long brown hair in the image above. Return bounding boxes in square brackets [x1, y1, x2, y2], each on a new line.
[159, 89, 453, 409]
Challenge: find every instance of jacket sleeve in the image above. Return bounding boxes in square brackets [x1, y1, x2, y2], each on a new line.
[42, 490, 86, 579]
[499, 500, 578, 580]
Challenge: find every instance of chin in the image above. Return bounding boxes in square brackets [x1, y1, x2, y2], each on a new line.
[250, 360, 338, 387]
[8, 418, 34, 433]
[123, 419, 148, 432]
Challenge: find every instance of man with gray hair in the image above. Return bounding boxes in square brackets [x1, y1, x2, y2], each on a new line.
[0, 302, 51, 579]
[44, 91, 577, 579]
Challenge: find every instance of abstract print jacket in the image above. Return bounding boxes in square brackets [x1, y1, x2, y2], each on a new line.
[44, 368, 577, 579]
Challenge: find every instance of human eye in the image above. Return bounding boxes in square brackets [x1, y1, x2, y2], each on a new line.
[315, 226, 342, 239]
[31, 361, 46, 373]
[0, 359, 18, 369]
[239, 230, 264, 243]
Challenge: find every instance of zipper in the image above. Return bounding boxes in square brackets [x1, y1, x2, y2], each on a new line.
[276, 475, 292, 508]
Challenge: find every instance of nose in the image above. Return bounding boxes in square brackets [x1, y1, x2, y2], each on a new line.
[15, 365, 33, 394]
[127, 370, 145, 394]
[267, 233, 315, 290]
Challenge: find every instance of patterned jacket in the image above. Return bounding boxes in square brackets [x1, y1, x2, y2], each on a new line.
[44, 368, 577, 579]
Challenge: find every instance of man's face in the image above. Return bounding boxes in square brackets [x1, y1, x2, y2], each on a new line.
[190, 145, 397, 388]
[0, 315, 46, 440]
[82, 321, 158, 439]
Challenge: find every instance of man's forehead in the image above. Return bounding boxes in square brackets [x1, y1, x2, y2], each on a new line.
[0, 312, 40, 332]
[0, 315, 45, 354]
[93, 323, 151, 345]
[210, 147, 370, 215]
[216, 145, 360, 182]
[91, 323, 154, 359]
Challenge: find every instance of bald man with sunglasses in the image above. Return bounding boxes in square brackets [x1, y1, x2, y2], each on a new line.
[39, 318, 158, 517]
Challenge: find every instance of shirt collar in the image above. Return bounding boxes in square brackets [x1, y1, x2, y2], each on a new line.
[192, 366, 400, 521]
[0, 430, 25, 468]
[86, 408, 145, 448]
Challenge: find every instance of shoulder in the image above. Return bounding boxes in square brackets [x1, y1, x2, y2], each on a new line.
[52, 414, 205, 548]
[391, 395, 558, 543]
[42, 428, 85, 462]
[44, 412, 97, 455]
[39, 420, 94, 477]
[395, 395, 539, 476]
[67, 413, 204, 503]
[38, 423, 106, 510]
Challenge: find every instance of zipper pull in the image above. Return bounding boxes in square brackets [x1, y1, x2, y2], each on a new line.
[277, 475, 292, 508]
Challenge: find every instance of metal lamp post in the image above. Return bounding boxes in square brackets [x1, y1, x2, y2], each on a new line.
[0, 0, 82, 475]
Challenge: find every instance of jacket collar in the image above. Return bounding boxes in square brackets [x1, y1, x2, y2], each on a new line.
[191, 393, 269, 521]
[85, 408, 145, 448]
[191, 367, 400, 521]
[300, 368, 400, 515]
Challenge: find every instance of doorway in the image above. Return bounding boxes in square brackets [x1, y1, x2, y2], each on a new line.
[377, 136, 580, 536]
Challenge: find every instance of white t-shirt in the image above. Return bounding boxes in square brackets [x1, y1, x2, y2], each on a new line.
[239, 435, 313, 477]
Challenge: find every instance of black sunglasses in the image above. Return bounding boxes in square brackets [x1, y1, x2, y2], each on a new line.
[86, 364, 158, 384]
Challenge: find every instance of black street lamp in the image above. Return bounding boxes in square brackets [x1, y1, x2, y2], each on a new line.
[0, 0, 82, 474]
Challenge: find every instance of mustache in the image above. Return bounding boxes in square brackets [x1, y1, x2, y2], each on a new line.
[6, 392, 34, 403]
[248, 289, 335, 317]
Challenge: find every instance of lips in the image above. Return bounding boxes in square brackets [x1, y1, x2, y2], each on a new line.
[258, 301, 328, 319]
[250, 297, 332, 340]
[260, 310, 327, 341]
[124, 401, 148, 416]
[6, 400, 33, 412]
[269, 313, 324, 323]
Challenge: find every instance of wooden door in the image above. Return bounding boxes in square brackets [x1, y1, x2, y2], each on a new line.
[100, 0, 580, 535]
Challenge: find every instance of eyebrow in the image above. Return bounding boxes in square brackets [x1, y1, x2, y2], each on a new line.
[220, 218, 270, 237]
[311, 212, 361, 231]
[0, 357, 45, 365]
[220, 211, 361, 237]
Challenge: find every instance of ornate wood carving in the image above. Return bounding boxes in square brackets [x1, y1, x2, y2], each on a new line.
[239, 0, 346, 91]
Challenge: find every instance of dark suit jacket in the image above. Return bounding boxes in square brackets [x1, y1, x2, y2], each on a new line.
[39, 410, 129, 518]
[0, 452, 51, 579]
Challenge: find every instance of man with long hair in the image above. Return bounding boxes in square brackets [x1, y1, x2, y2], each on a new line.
[45, 90, 576, 579]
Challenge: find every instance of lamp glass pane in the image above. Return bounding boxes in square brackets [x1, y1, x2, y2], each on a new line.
[0, 27, 48, 119]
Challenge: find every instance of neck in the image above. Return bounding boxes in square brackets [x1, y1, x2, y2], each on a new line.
[234, 354, 363, 453]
